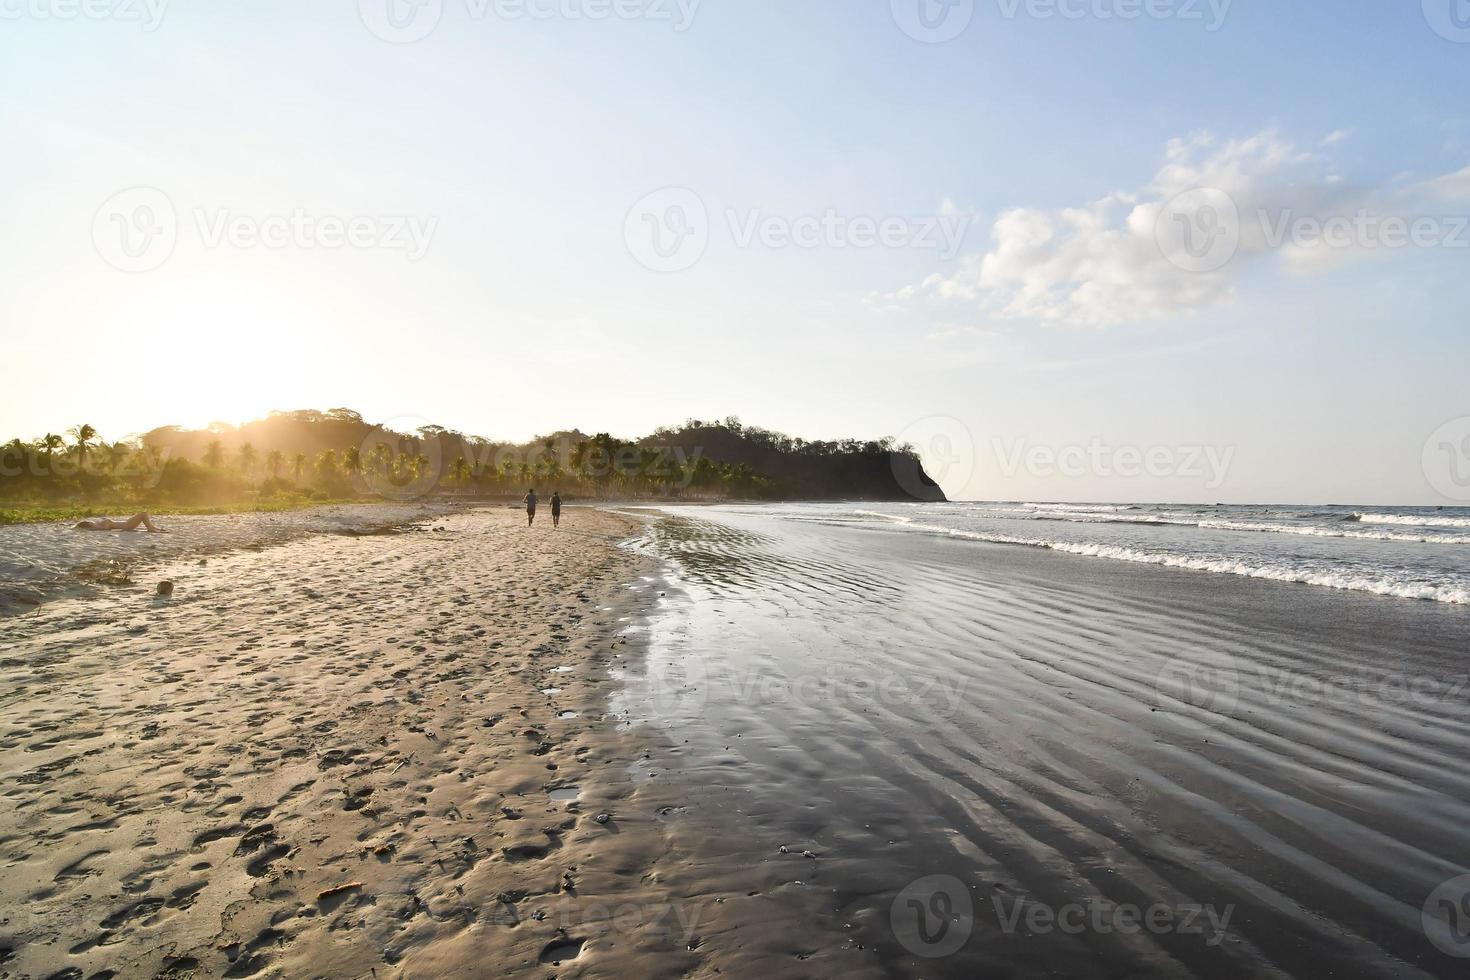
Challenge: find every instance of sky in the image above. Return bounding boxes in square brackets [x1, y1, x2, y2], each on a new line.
[2, 0, 1468, 504]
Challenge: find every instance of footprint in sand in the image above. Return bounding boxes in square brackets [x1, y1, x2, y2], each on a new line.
[538, 937, 585, 965]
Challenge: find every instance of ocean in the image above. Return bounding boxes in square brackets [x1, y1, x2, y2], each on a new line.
[838, 501, 1470, 605]
[617, 502, 1470, 978]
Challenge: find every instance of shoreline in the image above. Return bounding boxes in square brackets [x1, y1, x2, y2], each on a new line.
[1, 506, 873, 978]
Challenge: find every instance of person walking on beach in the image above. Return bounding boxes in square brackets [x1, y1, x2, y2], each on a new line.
[523, 489, 538, 526]
[551, 492, 562, 529]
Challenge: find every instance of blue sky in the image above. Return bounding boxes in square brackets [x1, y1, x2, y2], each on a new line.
[2, 0, 1467, 502]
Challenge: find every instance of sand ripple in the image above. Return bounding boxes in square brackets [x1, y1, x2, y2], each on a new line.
[619, 507, 1470, 979]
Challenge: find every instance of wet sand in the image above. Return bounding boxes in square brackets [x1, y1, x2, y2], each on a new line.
[0, 509, 869, 979]
[620, 506, 1470, 979]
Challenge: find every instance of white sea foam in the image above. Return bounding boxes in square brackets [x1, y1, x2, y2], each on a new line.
[1023, 502, 1138, 514]
[1353, 513, 1470, 529]
[1196, 520, 1470, 544]
[972, 508, 1470, 543]
[853, 511, 1470, 605]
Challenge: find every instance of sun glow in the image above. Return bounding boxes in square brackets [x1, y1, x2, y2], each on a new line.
[110, 283, 332, 436]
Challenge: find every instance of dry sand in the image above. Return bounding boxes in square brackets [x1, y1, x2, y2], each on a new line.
[0, 503, 461, 616]
[0, 508, 868, 979]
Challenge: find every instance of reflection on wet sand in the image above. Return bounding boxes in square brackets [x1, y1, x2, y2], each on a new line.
[616, 506, 1470, 979]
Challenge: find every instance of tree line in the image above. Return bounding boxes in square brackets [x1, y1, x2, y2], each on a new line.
[1, 409, 942, 510]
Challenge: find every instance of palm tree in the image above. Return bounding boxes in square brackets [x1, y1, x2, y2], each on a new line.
[291, 453, 307, 482]
[105, 441, 132, 478]
[4, 438, 30, 483]
[69, 424, 97, 472]
[342, 446, 362, 478]
[367, 443, 391, 476]
[203, 440, 225, 469]
[238, 442, 258, 478]
[39, 432, 63, 466]
[449, 457, 470, 485]
[265, 449, 284, 479]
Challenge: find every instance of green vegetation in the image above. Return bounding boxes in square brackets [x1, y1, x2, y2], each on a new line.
[0, 500, 359, 527]
[0, 408, 944, 524]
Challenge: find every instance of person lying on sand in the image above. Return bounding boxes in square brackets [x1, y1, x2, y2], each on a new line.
[523, 489, 538, 527]
[75, 512, 163, 532]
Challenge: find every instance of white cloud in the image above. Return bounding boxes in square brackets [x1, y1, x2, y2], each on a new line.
[1414, 164, 1470, 205]
[1321, 129, 1353, 146]
[883, 131, 1469, 327]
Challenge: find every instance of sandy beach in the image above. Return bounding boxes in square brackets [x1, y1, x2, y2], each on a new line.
[5, 502, 1470, 979]
[0, 508, 872, 979]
